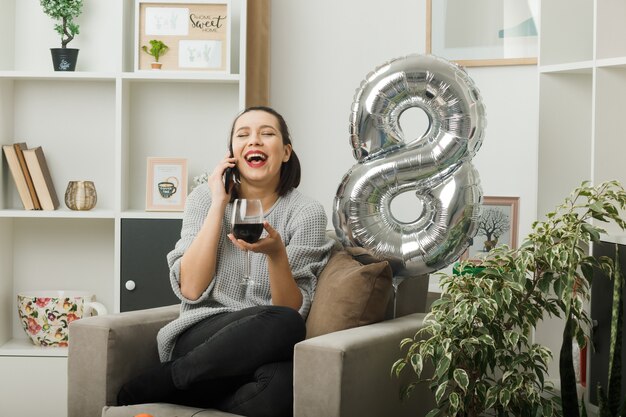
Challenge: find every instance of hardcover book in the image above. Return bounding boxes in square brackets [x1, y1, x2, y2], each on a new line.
[22, 146, 59, 211]
[13, 143, 42, 210]
[2, 143, 37, 210]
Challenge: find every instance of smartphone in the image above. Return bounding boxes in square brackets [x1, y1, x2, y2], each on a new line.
[224, 150, 239, 193]
[224, 167, 237, 193]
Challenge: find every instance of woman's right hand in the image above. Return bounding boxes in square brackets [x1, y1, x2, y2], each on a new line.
[208, 152, 237, 203]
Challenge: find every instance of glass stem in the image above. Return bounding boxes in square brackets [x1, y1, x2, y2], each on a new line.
[245, 250, 250, 279]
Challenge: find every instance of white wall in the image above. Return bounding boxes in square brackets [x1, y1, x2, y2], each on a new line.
[269, 0, 539, 257]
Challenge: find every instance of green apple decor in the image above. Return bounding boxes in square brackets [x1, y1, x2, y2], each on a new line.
[40, 0, 83, 71]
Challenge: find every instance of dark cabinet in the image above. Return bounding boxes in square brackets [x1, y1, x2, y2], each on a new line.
[589, 240, 626, 405]
[120, 219, 182, 312]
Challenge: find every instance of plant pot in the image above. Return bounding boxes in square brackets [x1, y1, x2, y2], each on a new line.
[151, 62, 162, 70]
[50, 48, 79, 71]
[452, 260, 486, 276]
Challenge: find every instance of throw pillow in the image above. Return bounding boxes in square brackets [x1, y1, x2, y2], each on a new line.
[305, 249, 393, 338]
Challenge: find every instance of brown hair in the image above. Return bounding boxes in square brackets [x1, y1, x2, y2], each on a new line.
[228, 106, 301, 200]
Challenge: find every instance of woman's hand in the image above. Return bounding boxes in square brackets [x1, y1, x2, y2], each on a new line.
[228, 221, 286, 259]
[207, 152, 237, 203]
[229, 221, 301, 309]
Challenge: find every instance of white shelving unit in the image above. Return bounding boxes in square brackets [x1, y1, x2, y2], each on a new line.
[536, 0, 626, 403]
[0, 1, 247, 414]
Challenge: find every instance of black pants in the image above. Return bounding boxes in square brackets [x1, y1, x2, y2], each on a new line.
[169, 305, 306, 417]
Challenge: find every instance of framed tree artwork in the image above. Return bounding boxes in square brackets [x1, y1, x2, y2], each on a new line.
[464, 196, 520, 260]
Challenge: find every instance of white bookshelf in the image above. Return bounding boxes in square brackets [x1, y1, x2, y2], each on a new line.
[536, 0, 626, 406]
[0, 1, 248, 413]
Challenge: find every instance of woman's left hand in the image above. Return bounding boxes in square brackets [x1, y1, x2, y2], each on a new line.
[228, 221, 286, 259]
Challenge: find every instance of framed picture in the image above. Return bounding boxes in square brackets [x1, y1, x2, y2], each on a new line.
[145, 157, 188, 211]
[426, 0, 538, 67]
[135, 0, 230, 72]
[464, 196, 520, 259]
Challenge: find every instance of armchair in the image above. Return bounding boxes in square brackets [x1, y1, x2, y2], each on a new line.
[67, 255, 436, 417]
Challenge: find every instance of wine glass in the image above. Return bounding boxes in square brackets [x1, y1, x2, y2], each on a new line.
[231, 199, 264, 286]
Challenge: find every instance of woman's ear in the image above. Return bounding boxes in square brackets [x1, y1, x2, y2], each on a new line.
[282, 144, 293, 162]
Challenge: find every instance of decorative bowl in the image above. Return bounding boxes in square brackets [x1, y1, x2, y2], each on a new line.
[17, 290, 107, 347]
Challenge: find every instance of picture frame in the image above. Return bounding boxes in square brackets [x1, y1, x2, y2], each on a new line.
[464, 196, 520, 260]
[145, 157, 188, 211]
[426, 0, 538, 67]
[135, 0, 230, 72]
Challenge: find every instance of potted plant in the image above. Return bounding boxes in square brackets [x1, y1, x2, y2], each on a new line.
[142, 40, 169, 70]
[40, 0, 83, 71]
[560, 243, 626, 417]
[393, 180, 626, 417]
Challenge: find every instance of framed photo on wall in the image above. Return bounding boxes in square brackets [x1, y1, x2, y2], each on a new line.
[464, 196, 520, 259]
[426, 0, 538, 67]
[146, 157, 188, 211]
[135, 0, 230, 72]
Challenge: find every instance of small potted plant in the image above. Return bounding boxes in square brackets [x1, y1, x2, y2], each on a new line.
[40, 0, 83, 71]
[142, 40, 169, 70]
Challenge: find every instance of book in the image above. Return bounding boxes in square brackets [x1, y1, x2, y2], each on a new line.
[2, 143, 37, 210]
[13, 143, 42, 210]
[22, 146, 60, 211]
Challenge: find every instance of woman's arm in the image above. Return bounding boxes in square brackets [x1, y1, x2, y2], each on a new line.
[179, 199, 227, 300]
[179, 155, 235, 300]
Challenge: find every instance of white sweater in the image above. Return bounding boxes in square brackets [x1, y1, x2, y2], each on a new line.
[157, 185, 335, 361]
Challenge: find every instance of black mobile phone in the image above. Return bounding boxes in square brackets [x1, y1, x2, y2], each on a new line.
[224, 167, 235, 193]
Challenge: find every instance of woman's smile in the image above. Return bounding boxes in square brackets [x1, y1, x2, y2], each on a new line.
[244, 150, 268, 168]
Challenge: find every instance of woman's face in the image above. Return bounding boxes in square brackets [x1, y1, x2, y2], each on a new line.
[231, 110, 292, 190]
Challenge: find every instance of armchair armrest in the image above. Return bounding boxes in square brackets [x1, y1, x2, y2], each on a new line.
[67, 305, 180, 417]
[294, 312, 435, 417]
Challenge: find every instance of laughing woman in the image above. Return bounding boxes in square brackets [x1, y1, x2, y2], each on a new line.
[117, 106, 335, 417]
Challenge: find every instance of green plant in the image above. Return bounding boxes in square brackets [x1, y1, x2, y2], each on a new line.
[393, 180, 626, 417]
[142, 40, 169, 62]
[561, 243, 626, 417]
[598, 246, 626, 417]
[40, 0, 83, 48]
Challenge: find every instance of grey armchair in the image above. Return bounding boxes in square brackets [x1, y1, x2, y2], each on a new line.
[67, 274, 436, 417]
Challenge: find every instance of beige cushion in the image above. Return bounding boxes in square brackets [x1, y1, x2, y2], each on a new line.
[306, 249, 393, 338]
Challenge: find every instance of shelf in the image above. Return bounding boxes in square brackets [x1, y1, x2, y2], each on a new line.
[121, 210, 183, 220]
[596, 57, 626, 69]
[539, 61, 594, 74]
[0, 209, 115, 219]
[0, 338, 67, 358]
[0, 0, 250, 413]
[122, 71, 240, 83]
[599, 234, 626, 246]
[0, 70, 117, 81]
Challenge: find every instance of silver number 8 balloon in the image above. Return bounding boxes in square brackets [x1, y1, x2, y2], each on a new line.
[333, 54, 486, 276]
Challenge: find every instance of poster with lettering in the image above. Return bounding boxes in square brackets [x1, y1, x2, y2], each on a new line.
[135, 0, 230, 72]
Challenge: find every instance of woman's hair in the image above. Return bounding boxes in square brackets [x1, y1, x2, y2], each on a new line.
[228, 106, 301, 199]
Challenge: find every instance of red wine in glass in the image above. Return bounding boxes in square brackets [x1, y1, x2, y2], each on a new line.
[233, 223, 264, 243]
[231, 199, 263, 285]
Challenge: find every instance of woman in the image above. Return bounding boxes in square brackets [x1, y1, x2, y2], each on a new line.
[117, 106, 335, 417]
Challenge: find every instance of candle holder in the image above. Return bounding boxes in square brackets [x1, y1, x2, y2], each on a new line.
[65, 181, 97, 210]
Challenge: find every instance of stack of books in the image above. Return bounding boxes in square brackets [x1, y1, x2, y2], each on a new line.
[2, 142, 60, 210]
